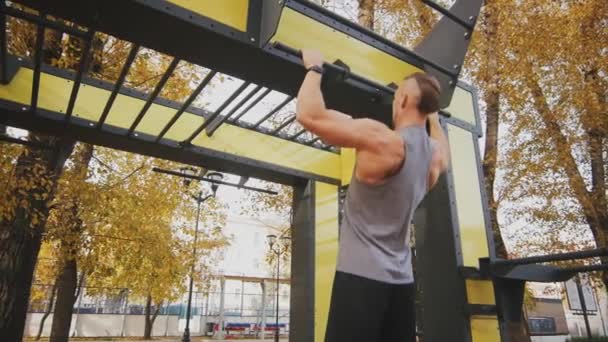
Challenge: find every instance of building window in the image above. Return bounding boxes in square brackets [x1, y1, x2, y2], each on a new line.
[528, 317, 557, 334]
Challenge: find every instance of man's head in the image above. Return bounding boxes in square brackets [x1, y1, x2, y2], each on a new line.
[392, 72, 441, 124]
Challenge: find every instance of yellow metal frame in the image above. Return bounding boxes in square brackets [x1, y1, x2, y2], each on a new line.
[168, 0, 249, 32]
[0, 67, 341, 181]
[0, 65, 498, 342]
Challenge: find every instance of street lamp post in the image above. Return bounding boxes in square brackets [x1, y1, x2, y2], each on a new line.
[181, 168, 223, 342]
[266, 235, 289, 342]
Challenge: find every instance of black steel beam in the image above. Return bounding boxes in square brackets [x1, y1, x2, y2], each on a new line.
[230, 87, 271, 123]
[271, 114, 296, 135]
[0, 2, 6, 84]
[152, 167, 278, 195]
[9, 0, 476, 127]
[0, 100, 340, 186]
[65, 30, 94, 121]
[251, 96, 294, 129]
[492, 248, 608, 267]
[206, 84, 263, 136]
[156, 70, 217, 141]
[184, 81, 251, 144]
[289, 128, 306, 140]
[97, 43, 139, 128]
[30, 20, 44, 112]
[420, 0, 475, 31]
[128, 57, 179, 135]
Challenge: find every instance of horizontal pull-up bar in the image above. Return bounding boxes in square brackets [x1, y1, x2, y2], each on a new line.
[492, 247, 608, 267]
[152, 167, 278, 195]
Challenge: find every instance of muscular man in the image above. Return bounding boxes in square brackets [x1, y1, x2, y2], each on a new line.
[296, 49, 450, 342]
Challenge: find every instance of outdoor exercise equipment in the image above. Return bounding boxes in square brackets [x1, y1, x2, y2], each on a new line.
[1, 1, 604, 341]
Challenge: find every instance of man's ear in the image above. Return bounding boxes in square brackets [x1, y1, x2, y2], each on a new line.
[400, 94, 408, 110]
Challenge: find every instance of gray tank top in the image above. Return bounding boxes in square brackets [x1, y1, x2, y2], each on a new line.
[337, 125, 432, 284]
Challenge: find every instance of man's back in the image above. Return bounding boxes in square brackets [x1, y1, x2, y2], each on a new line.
[338, 126, 432, 284]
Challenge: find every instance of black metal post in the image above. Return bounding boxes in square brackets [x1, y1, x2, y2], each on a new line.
[275, 249, 280, 342]
[575, 275, 592, 338]
[182, 191, 203, 342]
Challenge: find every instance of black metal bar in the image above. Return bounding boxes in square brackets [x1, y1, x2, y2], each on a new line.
[289, 128, 307, 140]
[155, 70, 217, 141]
[206, 84, 263, 137]
[128, 57, 180, 135]
[307, 137, 320, 145]
[152, 167, 278, 195]
[575, 275, 593, 338]
[251, 96, 294, 129]
[230, 87, 271, 123]
[64, 30, 94, 121]
[97, 43, 139, 129]
[0, 134, 51, 149]
[184, 81, 251, 144]
[30, 19, 45, 112]
[0, 5, 88, 38]
[561, 263, 608, 274]
[0, 2, 7, 84]
[420, 0, 475, 31]
[270, 114, 296, 135]
[493, 248, 608, 267]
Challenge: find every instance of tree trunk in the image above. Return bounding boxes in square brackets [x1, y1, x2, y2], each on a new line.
[49, 257, 78, 342]
[0, 136, 74, 342]
[35, 283, 58, 340]
[49, 143, 94, 342]
[144, 295, 162, 340]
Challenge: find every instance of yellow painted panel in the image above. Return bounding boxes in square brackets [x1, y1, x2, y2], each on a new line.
[0, 68, 32, 106]
[272, 8, 420, 85]
[448, 125, 489, 267]
[314, 182, 339, 342]
[340, 148, 355, 185]
[471, 316, 501, 342]
[73, 84, 111, 122]
[168, 0, 248, 32]
[164, 112, 204, 140]
[446, 86, 476, 127]
[192, 125, 341, 180]
[466, 279, 495, 305]
[0, 68, 342, 181]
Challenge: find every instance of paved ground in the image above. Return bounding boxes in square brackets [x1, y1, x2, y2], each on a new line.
[27, 338, 288, 342]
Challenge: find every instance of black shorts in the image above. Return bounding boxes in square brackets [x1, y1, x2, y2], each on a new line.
[325, 271, 416, 342]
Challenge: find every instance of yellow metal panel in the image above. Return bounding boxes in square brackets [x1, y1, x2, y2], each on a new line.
[314, 182, 339, 342]
[73, 84, 111, 122]
[471, 316, 501, 342]
[340, 148, 355, 185]
[448, 125, 489, 267]
[272, 8, 421, 85]
[446, 86, 476, 127]
[0, 68, 342, 181]
[466, 279, 495, 305]
[0, 68, 32, 106]
[168, 0, 249, 32]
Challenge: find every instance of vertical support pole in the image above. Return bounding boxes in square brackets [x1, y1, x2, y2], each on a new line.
[240, 279, 245, 317]
[290, 180, 315, 342]
[72, 280, 85, 337]
[413, 174, 470, 342]
[120, 290, 129, 337]
[575, 275, 592, 338]
[214, 278, 225, 340]
[260, 280, 267, 340]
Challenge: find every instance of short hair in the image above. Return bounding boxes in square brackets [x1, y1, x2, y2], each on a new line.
[405, 72, 441, 114]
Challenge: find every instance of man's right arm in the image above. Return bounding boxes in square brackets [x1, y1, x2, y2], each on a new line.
[427, 113, 450, 190]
